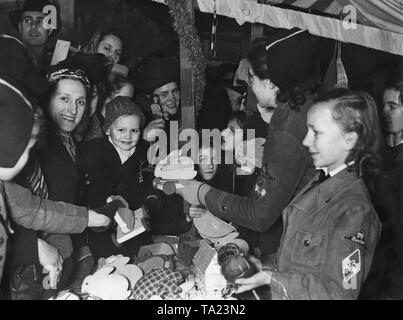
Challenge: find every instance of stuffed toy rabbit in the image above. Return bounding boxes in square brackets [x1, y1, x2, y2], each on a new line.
[98, 255, 143, 289]
[81, 266, 132, 300]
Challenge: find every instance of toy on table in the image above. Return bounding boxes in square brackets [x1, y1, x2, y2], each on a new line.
[192, 241, 227, 296]
[217, 239, 249, 265]
[81, 254, 147, 299]
[193, 210, 239, 249]
[98, 255, 144, 290]
[218, 240, 254, 283]
[132, 268, 184, 300]
[134, 242, 176, 274]
[81, 266, 132, 300]
[136, 242, 176, 261]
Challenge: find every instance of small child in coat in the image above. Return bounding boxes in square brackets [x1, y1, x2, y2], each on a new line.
[81, 96, 152, 260]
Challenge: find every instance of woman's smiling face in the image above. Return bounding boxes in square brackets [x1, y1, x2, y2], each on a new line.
[48, 79, 87, 132]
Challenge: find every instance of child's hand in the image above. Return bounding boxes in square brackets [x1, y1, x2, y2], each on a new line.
[189, 205, 206, 218]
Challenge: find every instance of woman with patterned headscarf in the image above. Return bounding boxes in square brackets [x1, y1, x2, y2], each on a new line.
[34, 66, 92, 292]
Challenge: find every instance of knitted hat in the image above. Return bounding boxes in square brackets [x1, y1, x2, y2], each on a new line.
[0, 76, 34, 168]
[103, 96, 146, 132]
[133, 57, 179, 94]
[0, 35, 49, 99]
[9, 0, 61, 34]
[249, 28, 315, 92]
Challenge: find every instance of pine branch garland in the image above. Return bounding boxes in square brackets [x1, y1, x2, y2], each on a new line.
[166, 0, 206, 112]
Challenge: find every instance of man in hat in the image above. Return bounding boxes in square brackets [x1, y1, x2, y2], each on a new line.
[9, 0, 60, 71]
[133, 57, 181, 142]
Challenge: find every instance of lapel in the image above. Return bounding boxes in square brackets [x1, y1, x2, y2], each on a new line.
[289, 168, 358, 207]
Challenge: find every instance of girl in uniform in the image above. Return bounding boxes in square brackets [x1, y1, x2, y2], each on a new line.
[235, 88, 383, 300]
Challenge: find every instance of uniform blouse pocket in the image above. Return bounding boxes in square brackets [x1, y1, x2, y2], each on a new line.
[291, 231, 324, 267]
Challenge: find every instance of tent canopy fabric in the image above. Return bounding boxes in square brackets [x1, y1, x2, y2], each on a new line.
[265, 0, 403, 34]
[153, 0, 403, 56]
[263, 0, 351, 16]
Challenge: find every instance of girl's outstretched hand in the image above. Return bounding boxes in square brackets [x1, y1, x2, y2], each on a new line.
[189, 205, 206, 218]
[174, 179, 203, 206]
[235, 270, 272, 293]
[235, 255, 270, 293]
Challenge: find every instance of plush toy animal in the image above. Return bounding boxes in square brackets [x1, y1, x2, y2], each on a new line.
[81, 266, 132, 300]
[98, 255, 144, 289]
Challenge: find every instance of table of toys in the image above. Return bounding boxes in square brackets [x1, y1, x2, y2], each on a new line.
[49, 234, 259, 300]
[49, 150, 263, 300]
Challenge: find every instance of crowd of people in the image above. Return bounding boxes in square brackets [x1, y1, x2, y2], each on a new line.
[0, 0, 402, 300]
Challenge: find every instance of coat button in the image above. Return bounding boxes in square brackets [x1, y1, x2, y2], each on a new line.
[303, 239, 310, 247]
[221, 205, 228, 211]
[0, 237, 4, 245]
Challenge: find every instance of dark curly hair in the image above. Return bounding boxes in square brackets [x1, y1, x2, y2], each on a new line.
[315, 88, 385, 178]
[247, 34, 319, 111]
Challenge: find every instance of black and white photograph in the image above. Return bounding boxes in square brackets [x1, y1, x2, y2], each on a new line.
[0, 0, 402, 305]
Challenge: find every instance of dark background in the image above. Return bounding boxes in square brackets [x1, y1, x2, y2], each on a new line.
[0, 0, 401, 100]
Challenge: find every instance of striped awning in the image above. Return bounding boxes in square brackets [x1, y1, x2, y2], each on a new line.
[153, 0, 403, 55]
[263, 0, 403, 33]
[262, 0, 351, 15]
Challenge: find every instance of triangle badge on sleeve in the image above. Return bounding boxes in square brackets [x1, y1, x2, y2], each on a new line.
[345, 231, 366, 248]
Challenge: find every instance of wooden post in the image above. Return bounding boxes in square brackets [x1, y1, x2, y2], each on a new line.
[180, 0, 196, 131]
[179, 0, 196, 215]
